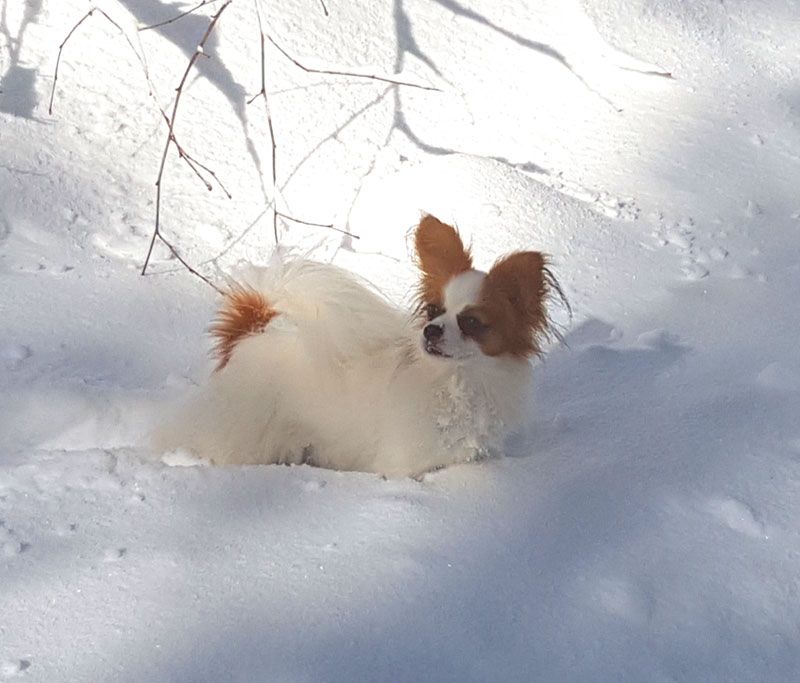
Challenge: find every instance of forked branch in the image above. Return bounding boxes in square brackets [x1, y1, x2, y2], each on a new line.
[141, 0, 234, 278]
[49, 8, 136, 115]
[49, 6, 230, 292]
[249, 0, 360, 243]
[249, 1, 280, 243]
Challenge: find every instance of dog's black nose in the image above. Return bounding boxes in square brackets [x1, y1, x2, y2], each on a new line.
[423, 324, 443, 341]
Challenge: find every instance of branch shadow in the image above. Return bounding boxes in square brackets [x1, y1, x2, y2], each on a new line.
[433, 0, 576, 76]
[388, 0, 549, 173]
[432, 0, 620, 109]
[0, 0, 43, 118]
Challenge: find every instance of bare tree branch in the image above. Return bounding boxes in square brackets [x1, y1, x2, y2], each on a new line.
[154, 110, 233, 197]
[276, 211, 359, 239]
[156, 232, 225, 294]
[49, 7, 229, 293]
[249, 1, 354, 243]
[51, 7, 228, 201]
[249, 0, 280, 243]
[52, 0, 429, 292]
[141, 0, 234, 279]
[265, 33, 441, 92]
[49, 8, 139, 115]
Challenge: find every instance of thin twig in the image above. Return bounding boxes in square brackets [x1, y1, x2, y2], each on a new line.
[141, 0, 234, 277]
[183, 150, 233, 197]
[49, 10, 94, 114]
[52, 0, 409, 292]
[49, 8, 137, 115]
[250, 1, 279, 243]
[276, 211, 359, 239]
[138, 0, 217, 32]
[265, 33, 441, 92]
[155, 109, 233, 197]
[250, 2, 357, 243]
[157, 232, 225, 294]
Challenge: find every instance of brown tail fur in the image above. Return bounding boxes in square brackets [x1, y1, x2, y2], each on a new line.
[210, 286, 278, 370]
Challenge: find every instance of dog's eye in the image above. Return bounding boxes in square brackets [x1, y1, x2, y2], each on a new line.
[424, 303, 444, 320]
[457, 314, 488, 338]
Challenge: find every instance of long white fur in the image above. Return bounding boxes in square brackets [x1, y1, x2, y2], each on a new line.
[155, 259, 533, 477]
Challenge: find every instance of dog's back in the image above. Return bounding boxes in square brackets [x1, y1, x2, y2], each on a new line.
[154, 259, 410, 468]
[235, 259, 407, 361]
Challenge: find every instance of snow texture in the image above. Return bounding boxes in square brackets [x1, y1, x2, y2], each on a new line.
[2, 0, 800, 680]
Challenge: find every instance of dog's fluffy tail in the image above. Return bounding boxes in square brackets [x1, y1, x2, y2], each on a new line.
[214, 259, 407, 368]
[153, 258, 407, 464]
[211, 287, 278, 370]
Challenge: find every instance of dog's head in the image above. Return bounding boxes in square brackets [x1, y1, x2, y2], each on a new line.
[414, 215, 560, 361]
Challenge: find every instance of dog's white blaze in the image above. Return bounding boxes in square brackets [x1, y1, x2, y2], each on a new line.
[425, 269, 487, 359]
[443, 269, 486, 310]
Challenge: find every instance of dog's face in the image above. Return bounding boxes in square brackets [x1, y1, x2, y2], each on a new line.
[415, 215, 554, 361]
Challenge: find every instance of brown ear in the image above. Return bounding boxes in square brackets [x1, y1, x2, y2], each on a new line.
[485, 251, 551, 354]
[414, 215, 472, 303]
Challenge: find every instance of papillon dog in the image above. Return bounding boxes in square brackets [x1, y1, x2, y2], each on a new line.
[156, 215, 563, 477]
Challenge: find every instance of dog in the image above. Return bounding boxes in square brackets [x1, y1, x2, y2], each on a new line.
[155, 215, 562, 477]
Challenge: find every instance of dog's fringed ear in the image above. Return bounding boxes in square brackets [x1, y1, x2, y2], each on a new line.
[414, 215, 472, 304]
[485, 251, 552, 354]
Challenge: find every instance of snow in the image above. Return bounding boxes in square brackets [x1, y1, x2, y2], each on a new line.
[2, 0, 800, 680]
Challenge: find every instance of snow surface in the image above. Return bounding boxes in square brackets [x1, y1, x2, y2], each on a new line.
[2, 0, 800, 680]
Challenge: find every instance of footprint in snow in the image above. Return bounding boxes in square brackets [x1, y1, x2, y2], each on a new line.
[0, 659, 31, 679]
[655, 216, 712, 281]
[654, 214, 760, 281]
[53, 521, 78, 537]
[636, 329, 681, 350]
[706, 497, 766, 539]
[594, 577, 652, 624]
[694, 246, 728, 268]
[367, 494, 423, 517]
[755, 362, 800, 392]
[744, 199, 762, 217]
[0, 521, 26, 558]
[299, 479, 327, 492]
[553, 180, 640, 222]
[666, 227, 693, 251]
[0, 343, 31, 370]
[727, 263, 762, 280]
[564, 319, 622, 349]
[103, 547, 127, 562]
[681, 262, 709, 281]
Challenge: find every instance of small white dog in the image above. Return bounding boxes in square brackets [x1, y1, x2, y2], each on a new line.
[156, 215, 562, 477]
